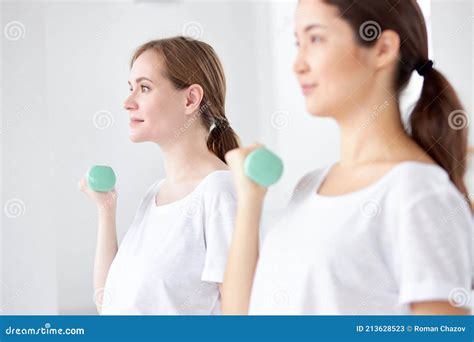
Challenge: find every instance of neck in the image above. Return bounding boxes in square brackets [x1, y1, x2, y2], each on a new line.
[337, 96, 411, 167]
[160, 124, 213, 183]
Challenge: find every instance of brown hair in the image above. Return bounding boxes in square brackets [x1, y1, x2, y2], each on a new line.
[130, 36, 240, 163]
[323, 0, 470, 206]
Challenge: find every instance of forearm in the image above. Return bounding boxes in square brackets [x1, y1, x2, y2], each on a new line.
[222, 193, 264, 315]
[411, 301, 471, 315]
[93, 206, 118, 313]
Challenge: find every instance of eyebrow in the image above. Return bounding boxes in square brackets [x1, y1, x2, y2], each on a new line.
[294, 23, 327, 37]
[127, 77, 153, 85]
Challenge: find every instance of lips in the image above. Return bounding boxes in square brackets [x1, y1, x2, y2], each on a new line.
[130, 117, 145, 123]
[301, 84, 317, 95]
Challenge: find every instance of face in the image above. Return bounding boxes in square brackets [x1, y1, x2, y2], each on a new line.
[294, 0, 376, 119]
[124, 49, 189, 144]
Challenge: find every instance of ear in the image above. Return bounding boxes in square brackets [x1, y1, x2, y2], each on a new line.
[372, 30, 400, 71]
[184, 84, 204, 115]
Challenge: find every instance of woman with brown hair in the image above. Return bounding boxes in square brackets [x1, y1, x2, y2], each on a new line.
[223, 0, 473, 315]
[79, 37, 239, 314]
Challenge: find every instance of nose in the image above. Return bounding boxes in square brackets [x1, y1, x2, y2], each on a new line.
[293, 48, 310, 76]
[123, 94, 138, 111]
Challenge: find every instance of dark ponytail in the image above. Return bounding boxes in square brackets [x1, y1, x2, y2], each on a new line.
[206, 118, 240, 163]
[324, 0, 471, 207]
[410, 68, 469, 202]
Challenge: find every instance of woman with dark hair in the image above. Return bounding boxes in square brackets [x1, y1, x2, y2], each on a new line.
[223, 0, 472, 315]
[79, 37, 239, 314]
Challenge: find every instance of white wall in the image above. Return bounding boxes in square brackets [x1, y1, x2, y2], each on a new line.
[1, 2, 58, 314]
[430, 0, 473, 191]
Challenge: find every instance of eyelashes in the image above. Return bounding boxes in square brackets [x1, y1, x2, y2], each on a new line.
[129, 85, 151, 93]
[295, 35, 325, 47]
[310, 35, 324, 44]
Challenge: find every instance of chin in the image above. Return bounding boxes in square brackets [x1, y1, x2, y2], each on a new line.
[306, 98, 335, 118]
[306, 102, 324, 117]
[129, 134, 146, 143]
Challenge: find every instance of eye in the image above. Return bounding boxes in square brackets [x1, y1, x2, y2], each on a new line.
[295, 40, 300, 47]
[141, 85, 150, 93]
[310, 35, 323, 44]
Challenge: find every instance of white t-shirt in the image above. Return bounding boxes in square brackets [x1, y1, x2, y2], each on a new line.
[249, 162, 473, 315]
[100, 170, 236, 315]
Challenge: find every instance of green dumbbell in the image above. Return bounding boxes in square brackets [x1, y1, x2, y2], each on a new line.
[244, 147, 283, 187]
[87, 165, 116, 192]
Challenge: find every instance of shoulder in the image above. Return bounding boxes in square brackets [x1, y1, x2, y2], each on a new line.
[385, 162, 472, 221]
[290, 166, 329, 202]
[200, 170, 236, 200]
[387, 162, 464, 203]
[199, 170, 237, 217]
[144, 178, 164, 199]
[142, 178, 164, 200]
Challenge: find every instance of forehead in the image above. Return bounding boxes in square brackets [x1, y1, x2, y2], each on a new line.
[294, 0, 341, 33]
[130, 49, 164, 80]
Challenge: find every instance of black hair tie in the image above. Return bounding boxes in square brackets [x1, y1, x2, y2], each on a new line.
[415, 60, 434, 77]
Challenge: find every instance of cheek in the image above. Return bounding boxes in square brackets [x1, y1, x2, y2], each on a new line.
[307, 47, 371, 115]
[145, 92, 185, 127]
[330, 54, 371, 100]
[133, 91, 187, 143]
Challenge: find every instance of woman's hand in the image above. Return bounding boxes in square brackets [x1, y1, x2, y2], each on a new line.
[78, 175, 118, 212]
[221, 143, 269, 315]
[225, 142, 268, 201]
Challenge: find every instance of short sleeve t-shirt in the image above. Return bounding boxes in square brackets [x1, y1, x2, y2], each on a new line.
[100, 170, 236, 315]
[249, 162, 473, 315]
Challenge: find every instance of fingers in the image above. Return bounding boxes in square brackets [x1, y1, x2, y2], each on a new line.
[224, 148, 241, 166]
[246, 142, 264, 151]
[225, 142, 265, 165]
[78, 177, 87, 192]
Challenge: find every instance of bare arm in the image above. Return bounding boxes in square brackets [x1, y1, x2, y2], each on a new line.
[93, 204, 118, 314]
[221, 193, 265, 314]
[411, 301, 470, 315]
[220, 144, 267, 315]
[78, 177, 118, 314]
